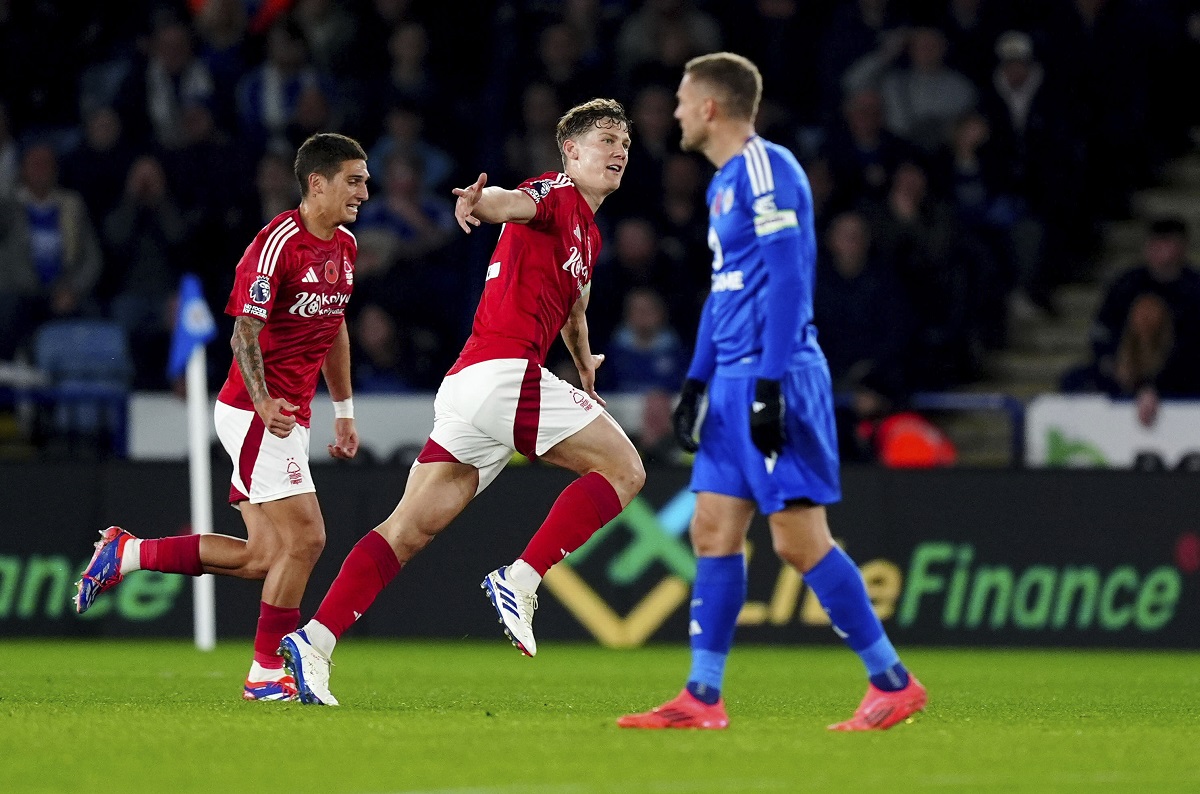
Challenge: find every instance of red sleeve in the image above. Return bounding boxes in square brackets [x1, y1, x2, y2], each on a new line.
[516, 172, 568, 232]
[225, 215, 300, 322]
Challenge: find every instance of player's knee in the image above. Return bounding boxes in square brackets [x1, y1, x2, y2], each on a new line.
[286, 523, 326, 564]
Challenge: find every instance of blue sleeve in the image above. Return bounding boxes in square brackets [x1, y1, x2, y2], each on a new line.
[758, 232, 806, 379]
[686, 292, 717, 383]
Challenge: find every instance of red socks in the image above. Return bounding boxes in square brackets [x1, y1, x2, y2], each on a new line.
[521, 472, 622, 575]
[139, 534, 203, 576]
[313, 530, 402, 639]
[253, 602, 300, 668]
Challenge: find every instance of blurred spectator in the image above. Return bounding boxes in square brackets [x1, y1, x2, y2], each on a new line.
[1064, 218, 1200, 424]
[818, 0, 909, 122]
[655, 152, 710, 334]
[59, 107, 138, 231]
[159, 103, 247, 283]
[820, 86, 914, 207]
[865, 159, 980, 388]
[606, 287, 688, 393]
[504, 83, 564, 183]
[605, 287, 687, 458]
[192, 0, 249, 132]
[236, 20, 329, 155]
[844, 24, 977, 154]
[376, 22, 442, 113]
[590, 216, 687, 348]
[293, 0, 358, 77]
[100, 155, 188, 388]
[615, 0, 721, 88]
[979, 29, 1087, 297]
[529, 21, 606, 106]
[939, 0, 1009, 87]
[603, 83, 676, 220]
[350, 303, 413, 393]
[368, 103, 456, 194]
[814, 210, 914, 461]
[0, 102, 16, 197]
[355, 151, 456, 263]
[117, 16, 215, 150]
[10, 144, 103, 335]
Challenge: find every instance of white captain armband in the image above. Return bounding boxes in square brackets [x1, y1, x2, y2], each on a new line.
[753, 208, 799, 237]
[332, 398, 354, 420]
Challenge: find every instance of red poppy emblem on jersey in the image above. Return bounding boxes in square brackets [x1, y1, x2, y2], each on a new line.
[324, 260, 338, 284]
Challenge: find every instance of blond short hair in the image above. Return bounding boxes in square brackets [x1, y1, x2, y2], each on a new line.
[684, 52, 762, 121]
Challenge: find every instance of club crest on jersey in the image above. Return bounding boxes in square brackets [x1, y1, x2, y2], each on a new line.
[709, 186, 734, 218]
[324, 260, 339, 284]
[561, 245, 587, 280]
[249, 276, 271, 304]
[343, 256, 354, 285]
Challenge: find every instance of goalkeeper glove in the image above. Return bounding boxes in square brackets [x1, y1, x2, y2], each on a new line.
[672, 378, 707, 453]
[750, 378, 785, 457]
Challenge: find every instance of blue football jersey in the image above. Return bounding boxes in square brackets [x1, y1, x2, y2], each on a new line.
[704, 136, 824, 377]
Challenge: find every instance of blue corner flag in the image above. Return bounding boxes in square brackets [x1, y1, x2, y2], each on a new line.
[167, 273, 217, 380]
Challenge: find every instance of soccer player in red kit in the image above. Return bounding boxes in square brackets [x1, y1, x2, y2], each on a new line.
[280, 98, 644, 706]
[74, 133, 369, 701]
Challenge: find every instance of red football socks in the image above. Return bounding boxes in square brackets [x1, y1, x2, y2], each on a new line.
[313, 530, 402, 639]
[521, 472, 622, 575]
[253, 602, 300, 668]
[139, 534, 203, 576]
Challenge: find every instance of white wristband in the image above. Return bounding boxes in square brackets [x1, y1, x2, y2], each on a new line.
[332, 397, 354, 419]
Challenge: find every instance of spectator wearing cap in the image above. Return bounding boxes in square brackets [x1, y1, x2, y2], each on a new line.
[979, 30, 1082, 313]
[1064, 218, 1200, 425]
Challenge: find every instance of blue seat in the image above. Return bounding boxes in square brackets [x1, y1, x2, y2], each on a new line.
[33, 319, 133, 440]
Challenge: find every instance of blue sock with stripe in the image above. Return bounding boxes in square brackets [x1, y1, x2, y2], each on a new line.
[685, 554, 746, 705]
[803, 545, 909, 692]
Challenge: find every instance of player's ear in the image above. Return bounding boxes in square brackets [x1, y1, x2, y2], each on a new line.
[562, 138, 578, 162]
[308, 172, 324, 195]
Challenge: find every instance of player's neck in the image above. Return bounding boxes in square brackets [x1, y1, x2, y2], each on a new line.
[704, 123, 758, 170]
[298, 201, 338, 241]
[565, 170, 608, 214]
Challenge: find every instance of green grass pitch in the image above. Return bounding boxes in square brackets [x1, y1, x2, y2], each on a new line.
[1, 640, 1197, 792]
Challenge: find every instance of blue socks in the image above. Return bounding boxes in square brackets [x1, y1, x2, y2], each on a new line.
[685, 554, 746, 704]
[804, 546, 910, 692]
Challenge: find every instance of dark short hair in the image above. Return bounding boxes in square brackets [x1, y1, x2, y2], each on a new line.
[294, 133, 367, 196]
[1149, 216, 1188, 239]
[555, 98, 631, 165]
[684, 52, 763, 121]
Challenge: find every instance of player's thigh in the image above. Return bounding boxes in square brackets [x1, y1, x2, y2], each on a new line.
[539, 411, 644, 502]
[767, 502, 835, 572]
[254, 491, 326, 555]
[690, 490, 756, 556]
[689, 375, 755, 503]
[385, 460, 479, 539]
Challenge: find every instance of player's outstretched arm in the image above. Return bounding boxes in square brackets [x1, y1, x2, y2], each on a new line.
[452, 172, 537, 232]
[321, 320, 359, 459]
[231, 316, 298, 439]
[561, 290, 606, 407]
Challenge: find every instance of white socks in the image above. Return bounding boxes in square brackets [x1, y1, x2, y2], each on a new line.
[248, 660, 286, 682]
[302, 619, 337, 658]
[506, 558, 542, 592]
[119, 539, 143, 575]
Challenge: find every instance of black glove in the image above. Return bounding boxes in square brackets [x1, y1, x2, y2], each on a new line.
[672, 378, 707, 453]
[750, 378, 785, 457]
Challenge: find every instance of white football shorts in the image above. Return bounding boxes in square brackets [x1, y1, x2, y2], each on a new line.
[214, 400, 315, 505]
[417, 358, 604, 494]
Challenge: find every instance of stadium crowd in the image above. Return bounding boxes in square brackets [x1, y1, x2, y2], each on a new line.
[0, 0, 1197, 453]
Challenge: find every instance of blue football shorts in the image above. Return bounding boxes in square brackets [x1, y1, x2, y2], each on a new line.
[689, 362, 842, 514]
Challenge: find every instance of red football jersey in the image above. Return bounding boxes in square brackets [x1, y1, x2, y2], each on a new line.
[449, 172, 602, 373]
[217, 209, 357, 426]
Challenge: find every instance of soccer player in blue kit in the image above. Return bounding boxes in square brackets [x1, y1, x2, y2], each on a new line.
[618, 53, 926, 731]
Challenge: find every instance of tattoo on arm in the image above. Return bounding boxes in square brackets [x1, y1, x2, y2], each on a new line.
[231, 316, 269, 404]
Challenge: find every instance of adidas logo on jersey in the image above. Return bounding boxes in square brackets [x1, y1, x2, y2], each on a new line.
[302, 267, 319, 283]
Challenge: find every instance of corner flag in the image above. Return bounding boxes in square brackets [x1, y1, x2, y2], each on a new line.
[167, 273, 217, 380]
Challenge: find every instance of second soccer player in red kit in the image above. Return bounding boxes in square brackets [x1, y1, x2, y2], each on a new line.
[280, 98, 644, 705]
[75, 133, 369, 701]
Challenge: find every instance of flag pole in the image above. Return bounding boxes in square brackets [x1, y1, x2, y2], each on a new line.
[187, 344, 216, 651]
